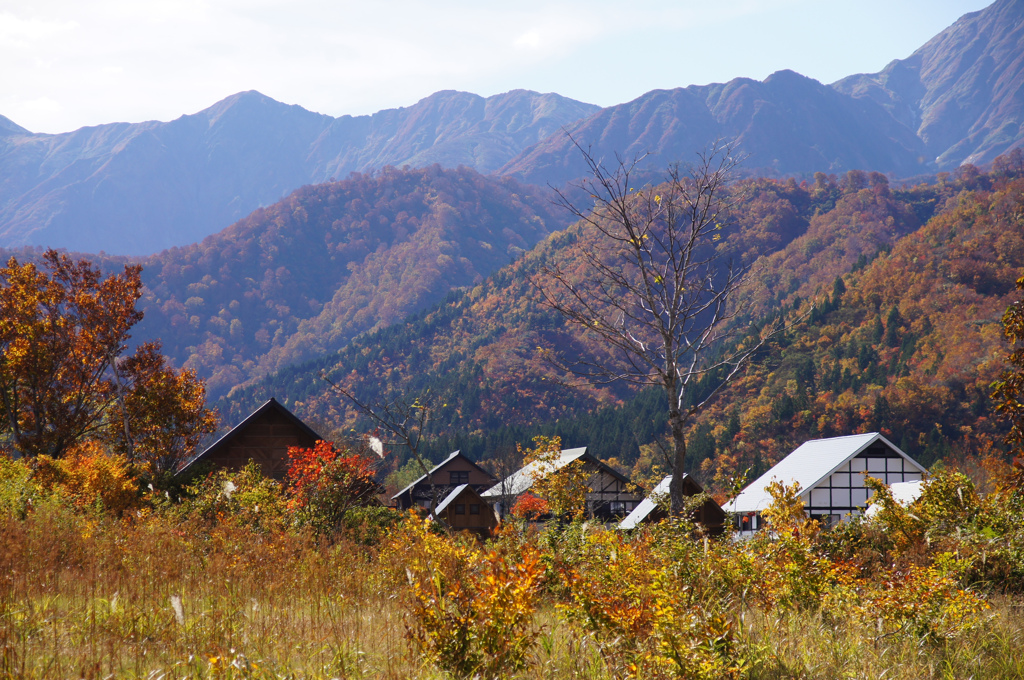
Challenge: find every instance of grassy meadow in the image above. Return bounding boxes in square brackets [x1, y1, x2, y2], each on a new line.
[3, 448, 1024, 680]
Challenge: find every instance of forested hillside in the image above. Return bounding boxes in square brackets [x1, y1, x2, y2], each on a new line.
[129, 166, 569, 397]
[224, 158, 1024, 490]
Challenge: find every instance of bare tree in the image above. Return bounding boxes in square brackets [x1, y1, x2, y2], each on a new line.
[535, 140, 782, 514]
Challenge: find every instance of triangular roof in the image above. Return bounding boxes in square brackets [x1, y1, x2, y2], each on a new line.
[178, 398, 322, 475]
[620, 475, 672, 530]
[724, 432, 927, 514]
[481, 447, 631, 498]
[391, 450, 495, 500]
[618, 473, 714, 529]
[433, 484, 471, 515]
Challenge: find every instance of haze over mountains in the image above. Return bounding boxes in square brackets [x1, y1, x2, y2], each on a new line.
[1, 0, 1021, 256]
[0, 90, 595, 255]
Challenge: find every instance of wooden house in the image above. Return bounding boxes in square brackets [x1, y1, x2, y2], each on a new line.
[392, 450, 497, 511]
[619, 474, 726, 533]
[178, 398, 322, 480]
[724, 432, 927, 536]
[431, 484, 499, 536]
[481, 447, 644, 521]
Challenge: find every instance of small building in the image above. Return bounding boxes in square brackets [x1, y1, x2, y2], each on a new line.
[431, 484, 499, 536]
[178, 398, 322, 480]
[724, 432, 927, 536]
[392, 450, 498, 511]
[481, 447, 644, 521]
[619, 474, 727, 533]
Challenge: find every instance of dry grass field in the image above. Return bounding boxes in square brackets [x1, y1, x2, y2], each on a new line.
[3, 452, 1024, 679]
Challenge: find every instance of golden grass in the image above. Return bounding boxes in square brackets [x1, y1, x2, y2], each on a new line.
[739, 601, 1024, 679]
[3, 504, 1023, 679]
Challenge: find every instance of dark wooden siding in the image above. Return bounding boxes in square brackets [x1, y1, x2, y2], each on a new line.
[199, 408, 319, 479]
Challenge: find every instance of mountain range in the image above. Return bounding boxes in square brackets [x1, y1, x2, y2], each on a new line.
[1, 0, 1021, 256]
[0, 90, 594, 255]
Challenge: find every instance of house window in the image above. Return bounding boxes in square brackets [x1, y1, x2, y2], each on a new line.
[455, 504, 466, 515]
[735, 512, 759, 531]
[470, 504, 481, 515]
[450, 471, 469, 485]
[609, 501, 627, 515]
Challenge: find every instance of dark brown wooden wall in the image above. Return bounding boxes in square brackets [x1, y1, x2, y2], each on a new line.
[202, 409, 319, 479]
[439, 487, 498, 534]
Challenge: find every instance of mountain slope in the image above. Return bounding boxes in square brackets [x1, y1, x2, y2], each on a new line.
[833, 0, 1024, 167]
[128, 165, 568, 398]
[0, 90, 597, 255]
[499, 71, 927, 187]
[219, 163, 1023, 479]
[217, 173, 869, 426]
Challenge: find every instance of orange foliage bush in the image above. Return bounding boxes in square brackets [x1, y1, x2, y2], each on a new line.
[510, 492, 548, 520]
[388, 516, 545, 679]
[33, 441, 140, 516]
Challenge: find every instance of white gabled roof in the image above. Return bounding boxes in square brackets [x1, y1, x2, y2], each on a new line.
[391, 450, 463, 500]
[724, 433, 926, 514]
[433, 484, 470, 515]
[619, 475, 671, 530]
[481, 447, 587, 498]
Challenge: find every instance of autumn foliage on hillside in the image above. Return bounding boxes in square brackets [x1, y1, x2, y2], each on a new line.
[131, 165, 568, 397]
[227, 161, 1023, 490]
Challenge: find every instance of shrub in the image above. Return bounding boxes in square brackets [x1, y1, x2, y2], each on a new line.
[177, 461, 287, 533]
[392, 517, 545, 679]
[32, 441, 141, 516]
[286, 440, 381, 535]
[0, 456, 41, 519]
[558, 524, 748, 680]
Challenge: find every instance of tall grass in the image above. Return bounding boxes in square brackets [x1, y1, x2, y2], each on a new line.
[4, 504, 1023, 679]
[4, 456, 1024, 679]
[0, 504, 423, 679]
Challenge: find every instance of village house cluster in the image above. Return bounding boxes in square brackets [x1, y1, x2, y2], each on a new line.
[183, 398, 930, 535]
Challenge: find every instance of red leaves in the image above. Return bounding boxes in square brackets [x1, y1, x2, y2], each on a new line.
[510, 492, 549, 520]
[286, 440, 379, 527]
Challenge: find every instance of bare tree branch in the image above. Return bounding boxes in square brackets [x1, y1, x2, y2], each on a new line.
[535, 137, 788, 514]
[319, 372, 446, 524]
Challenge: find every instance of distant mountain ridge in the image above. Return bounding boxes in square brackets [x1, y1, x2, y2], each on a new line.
[498, 69, 928, 186]
[834, 0, 1024, 168]
[500, 0, 1023, 186]
[1, 0, 1021, 255]
[0, 90, 597, 255]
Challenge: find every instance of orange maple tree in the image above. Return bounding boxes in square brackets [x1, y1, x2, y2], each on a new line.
[0, 250, 217, 468]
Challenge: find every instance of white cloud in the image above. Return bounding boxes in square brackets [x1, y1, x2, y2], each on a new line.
[0, 11, 76, 45]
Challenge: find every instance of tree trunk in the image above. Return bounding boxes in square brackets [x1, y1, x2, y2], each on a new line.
[665, 370, 688, 516]
[668, 406, 688, 515]
[0, 384, 23, 457]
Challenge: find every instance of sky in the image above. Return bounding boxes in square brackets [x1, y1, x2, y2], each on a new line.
[0, 0, 994, 135]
